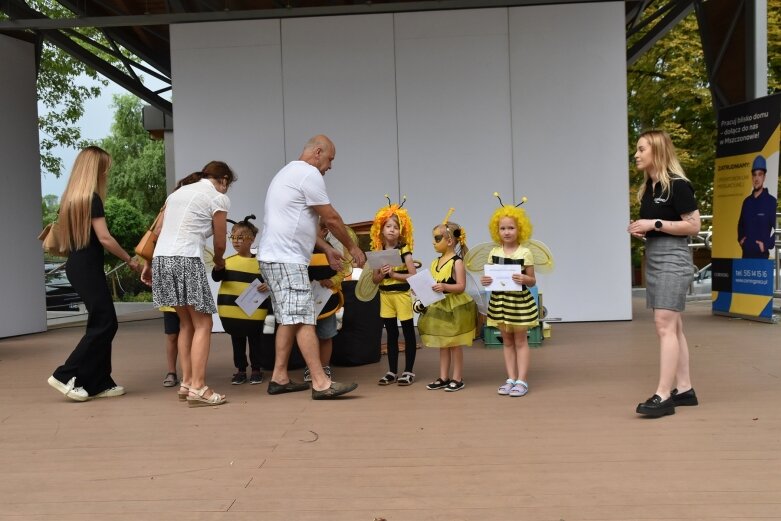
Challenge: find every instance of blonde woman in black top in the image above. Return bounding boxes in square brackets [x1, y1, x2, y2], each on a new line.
[628, 130, 701, 417]
[47, 146, 142, 402]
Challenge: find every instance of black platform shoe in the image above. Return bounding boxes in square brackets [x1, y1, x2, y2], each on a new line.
[636, 394, 675, 417]
[671, 388, 698, 406]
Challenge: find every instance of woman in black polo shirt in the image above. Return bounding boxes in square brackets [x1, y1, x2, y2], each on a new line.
[628, 130, 701, 417]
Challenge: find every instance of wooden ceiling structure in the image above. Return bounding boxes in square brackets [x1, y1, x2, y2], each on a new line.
[0, 0, 767, 117]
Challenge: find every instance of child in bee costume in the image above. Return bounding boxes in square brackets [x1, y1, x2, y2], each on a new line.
[212, 215, 270, 386]
[370, 196, 418, 386]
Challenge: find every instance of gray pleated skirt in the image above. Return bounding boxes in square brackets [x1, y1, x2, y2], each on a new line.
[644, 235, 694, 311]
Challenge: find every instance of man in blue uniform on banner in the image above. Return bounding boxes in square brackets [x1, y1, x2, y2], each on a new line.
[737, 155, 777, 259]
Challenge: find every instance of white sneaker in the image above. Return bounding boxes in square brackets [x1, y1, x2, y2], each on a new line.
[48, 376, 88, 402]
[91, 385, 126, 399]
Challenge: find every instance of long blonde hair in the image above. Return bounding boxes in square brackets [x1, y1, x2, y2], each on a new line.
[58, 146, 111, 251]
[635, 130, 690, 202]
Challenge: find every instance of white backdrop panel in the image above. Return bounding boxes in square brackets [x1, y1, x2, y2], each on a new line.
[395, 8, 513, 256]
[280, 14, 398, 224]
[510, 2, 631, 321]
[170, 3, 631, 322]
[0, 36, 46, 337]
[171, 20, 285, 227]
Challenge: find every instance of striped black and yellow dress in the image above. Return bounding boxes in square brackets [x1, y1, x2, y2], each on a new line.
[486, 245, 539, 329]
[213, 254, 268, 336]
[417, 255, 476, 348]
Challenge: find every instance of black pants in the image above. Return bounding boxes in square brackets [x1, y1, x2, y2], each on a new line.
[384, 318, 417, 374]
[53, 253, 118, 396]
[231, 334, 265, 371]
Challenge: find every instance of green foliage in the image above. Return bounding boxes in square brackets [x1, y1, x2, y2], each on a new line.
[41, 194, 59, 226]
[103, 196, 146, 266]
[119, 291, 153, 303]
[99, 94, 167, 219]
[21, 0, 109, 177]
[770, 0, 781, 94]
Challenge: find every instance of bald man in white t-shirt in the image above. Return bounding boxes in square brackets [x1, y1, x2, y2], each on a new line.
[259, 135, 366, 400]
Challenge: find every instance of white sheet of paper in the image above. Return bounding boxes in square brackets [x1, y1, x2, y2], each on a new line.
[366, 249, 402, 270]
[407, 269, 445, 307]
[235, 278, 270, 317]
[311, 281, 334, 317]
[484, 264, 525, 291]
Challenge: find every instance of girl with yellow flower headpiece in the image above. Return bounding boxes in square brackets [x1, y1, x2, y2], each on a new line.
[480, 193, 538, 398]
[418, 209, 477, 393]
[370, 196, 418, 386]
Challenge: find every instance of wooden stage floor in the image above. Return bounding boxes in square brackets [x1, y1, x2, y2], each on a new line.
[0, 298, 779, 521]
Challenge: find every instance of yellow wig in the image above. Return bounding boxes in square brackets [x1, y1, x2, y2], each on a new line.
[488, 194, 533, 244]
[370, 195, 414, 251]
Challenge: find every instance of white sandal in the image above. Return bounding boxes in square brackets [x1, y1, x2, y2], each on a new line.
[177, 383, 190, 402]
[397, 372, 415, 386]
[186, 385, 227, 407]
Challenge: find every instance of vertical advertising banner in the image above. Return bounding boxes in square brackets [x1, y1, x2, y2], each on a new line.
[711, 94, 780, 321]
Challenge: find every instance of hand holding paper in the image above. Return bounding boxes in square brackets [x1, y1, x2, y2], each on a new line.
[235, 278, 271, 317]
[484, 264, 525, 291]
[407, 269, 445, 307]
[366, 249, 402, 270]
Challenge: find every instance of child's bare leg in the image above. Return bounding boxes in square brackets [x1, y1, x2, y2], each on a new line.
[501, 327, 518, 381]
[514, 327, 530, 382]
[451, 347, 464, 382]
[439, 348, 451, 380]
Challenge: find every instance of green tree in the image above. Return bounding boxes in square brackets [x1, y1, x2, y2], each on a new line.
[41, 194, 60, 226]
[103, 196, 147, 299]
[103, 196, 146, 264]
[769, 0, 781, 94]
[0, 0, 109, 177]
[99, 94, 167, 219]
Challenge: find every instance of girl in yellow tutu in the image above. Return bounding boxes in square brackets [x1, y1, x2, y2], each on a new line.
[480, 194, 538, 397]
[419, 210, 476, 392]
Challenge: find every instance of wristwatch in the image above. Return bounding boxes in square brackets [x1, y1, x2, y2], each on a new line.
[654, 220, 663, 230]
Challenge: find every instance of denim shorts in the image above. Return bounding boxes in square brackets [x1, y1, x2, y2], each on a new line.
[316, 313, 338, 340]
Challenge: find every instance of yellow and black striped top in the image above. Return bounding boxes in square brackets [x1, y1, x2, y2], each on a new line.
[213, 254, 269, 326]
[378, 244, 412, 292]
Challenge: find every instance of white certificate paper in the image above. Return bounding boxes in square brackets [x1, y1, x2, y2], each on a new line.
[235, 278, 270, 317]
[311, 281, 335, 317]
[484, 264, 525, 291]
[407, 269, 445, 307]
[366, 249, 402, 270]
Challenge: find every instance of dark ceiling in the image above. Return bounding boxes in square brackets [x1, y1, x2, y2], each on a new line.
[0, 0, 761, 116]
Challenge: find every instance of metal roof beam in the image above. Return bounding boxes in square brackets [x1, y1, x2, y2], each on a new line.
[0, 0, 631, 30]
[626, 0, 694, 66]
[42, 27, 172, 114]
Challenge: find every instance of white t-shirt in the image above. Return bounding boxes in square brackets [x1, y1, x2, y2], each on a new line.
[154, 178, 230, 258]
[258, 160, 330, 264]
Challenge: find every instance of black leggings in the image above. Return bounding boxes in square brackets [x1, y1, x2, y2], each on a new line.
[231, 334, 265, 371]
[384, 318, 417, 374]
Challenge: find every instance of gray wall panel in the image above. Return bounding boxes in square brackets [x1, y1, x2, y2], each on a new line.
[171, 20, 285, 223]
[510, 2, 631, 321]
[0, 36, 47, 337]
[280, 14, 398, 224]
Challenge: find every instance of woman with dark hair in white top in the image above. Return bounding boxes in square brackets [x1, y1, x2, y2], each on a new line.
[142, 161, 236, 407]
